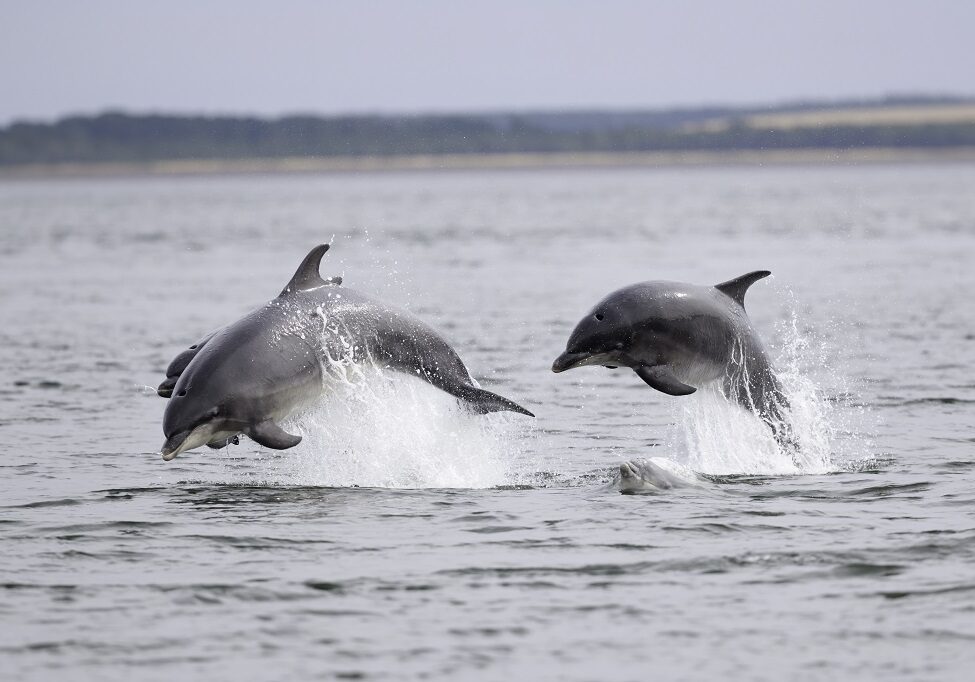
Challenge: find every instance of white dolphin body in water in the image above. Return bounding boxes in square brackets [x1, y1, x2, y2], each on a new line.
[616, 458, 702, 493]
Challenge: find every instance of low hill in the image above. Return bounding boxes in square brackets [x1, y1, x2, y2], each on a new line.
[2, 96, 974, 168]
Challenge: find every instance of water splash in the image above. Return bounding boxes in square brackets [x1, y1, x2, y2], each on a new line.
[244, 358, 529, 489]
[773, 292, 876, 471]
[660, 296, 866, 476]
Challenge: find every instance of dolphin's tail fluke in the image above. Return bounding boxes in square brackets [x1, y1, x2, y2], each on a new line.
[454, 385, 535, 417]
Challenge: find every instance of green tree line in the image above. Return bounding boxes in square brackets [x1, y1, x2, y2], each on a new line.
[2, 111, 974, 165]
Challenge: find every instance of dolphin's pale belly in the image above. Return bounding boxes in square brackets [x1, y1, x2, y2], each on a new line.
[667, 348, 728, 386]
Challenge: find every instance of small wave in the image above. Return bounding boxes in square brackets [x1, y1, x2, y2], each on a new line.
[838, 455, 893, 473]
[876, 584, 975, 600]
[844, 481, 931, 498]
[10, 497, 82, 509]
[899, 397, 975, 406]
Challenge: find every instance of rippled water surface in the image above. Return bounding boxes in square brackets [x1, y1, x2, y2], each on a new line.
[1, 164, 974, 680]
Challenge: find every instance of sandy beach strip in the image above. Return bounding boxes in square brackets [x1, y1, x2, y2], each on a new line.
[3, 147, 975, 179]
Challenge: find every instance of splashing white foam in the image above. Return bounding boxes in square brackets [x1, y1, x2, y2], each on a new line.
[660, 298, 857, 476]
[244, 359, 528, 489]
[664, 382, 834, 476]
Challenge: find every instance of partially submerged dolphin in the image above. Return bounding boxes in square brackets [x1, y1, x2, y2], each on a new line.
[617, 459, 700, 493]
[158, 244, 533, 460]
[552, 271, 793, 444]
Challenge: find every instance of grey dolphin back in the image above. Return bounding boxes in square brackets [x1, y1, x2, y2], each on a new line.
[159, 244, 342, 397]
[714, 270, 771, 309]
[372, 320, 536, 417]
[280, 243, 343, 296]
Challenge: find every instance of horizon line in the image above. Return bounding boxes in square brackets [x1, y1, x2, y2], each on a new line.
[5, 91, 975, 128]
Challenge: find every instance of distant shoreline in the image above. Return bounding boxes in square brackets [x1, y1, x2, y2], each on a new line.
[3, 147, 975, 179]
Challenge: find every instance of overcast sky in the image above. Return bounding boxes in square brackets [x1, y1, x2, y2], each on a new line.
[2, 0, 973, 124]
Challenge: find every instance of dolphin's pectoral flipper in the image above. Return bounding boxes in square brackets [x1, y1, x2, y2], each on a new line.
[247, 421, 303, 450]
[634, 365, 697, 396]
[157, 329, 220, 397]
[714, 270, 771, 309]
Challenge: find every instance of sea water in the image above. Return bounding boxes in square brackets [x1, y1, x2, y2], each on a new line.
[1, 164, 973, 680]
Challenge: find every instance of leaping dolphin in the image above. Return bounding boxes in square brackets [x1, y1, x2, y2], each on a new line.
[158, 244, 533, 461]
[551, 271, 794, 445]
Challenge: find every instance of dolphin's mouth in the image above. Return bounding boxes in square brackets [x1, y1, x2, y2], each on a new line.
[160, 423, 217, 461]
[161, 419, 247, 460]
[160, 431, 193, 461]
[551, 351, 589, 373]
[551, 350, 620, 373]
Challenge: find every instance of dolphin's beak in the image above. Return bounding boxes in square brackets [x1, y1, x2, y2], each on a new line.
[160, 431, 189, 461]
[159, 425, 212, 461]
[551, 351, 590, 373]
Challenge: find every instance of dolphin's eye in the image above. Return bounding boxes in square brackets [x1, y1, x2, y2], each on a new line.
[594, 313, 605, 321]
[177, 389, 187, 397]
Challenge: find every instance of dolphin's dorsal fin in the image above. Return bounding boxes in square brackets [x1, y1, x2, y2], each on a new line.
[280, 244, 340, 296]
[714, 270, 771, 308]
